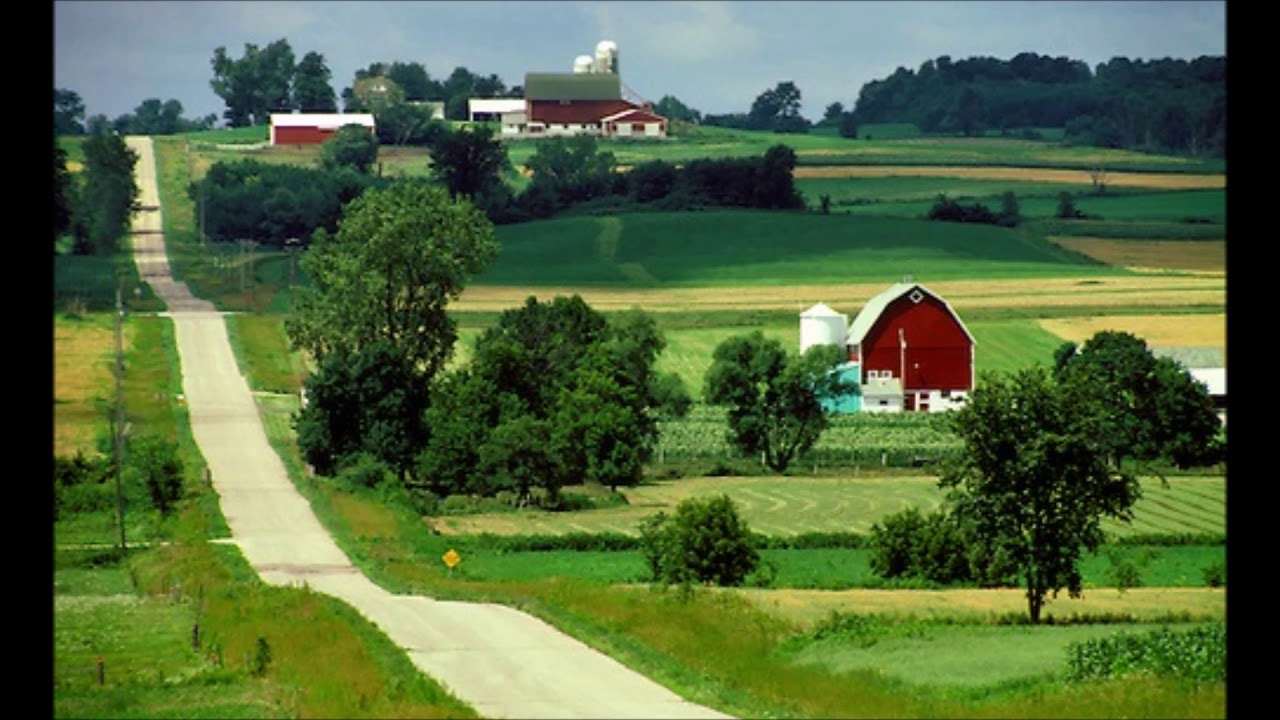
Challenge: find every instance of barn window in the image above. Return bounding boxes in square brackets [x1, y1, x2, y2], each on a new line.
[909, 289, 924, 303]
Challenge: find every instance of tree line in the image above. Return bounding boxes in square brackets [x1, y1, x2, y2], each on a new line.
[186, 128, 807, 250]
[54, 133, 139, 256]
[848, 52, 1225, 156]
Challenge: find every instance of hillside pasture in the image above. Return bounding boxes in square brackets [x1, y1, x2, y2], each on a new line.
[476, 211, 1129, 288]
[427, 475, 1224, 540]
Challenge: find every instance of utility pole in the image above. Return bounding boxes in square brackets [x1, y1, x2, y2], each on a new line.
[113, 286, 127, 555]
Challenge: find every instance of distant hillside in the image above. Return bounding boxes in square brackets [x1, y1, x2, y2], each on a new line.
[477, 210, 1122, 288]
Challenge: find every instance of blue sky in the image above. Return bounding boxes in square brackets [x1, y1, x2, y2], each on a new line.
[53, 1, 1226, 124]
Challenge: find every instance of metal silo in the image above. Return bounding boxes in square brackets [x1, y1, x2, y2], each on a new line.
[799, 303, 849, 354]
[594, 40, 618, 74]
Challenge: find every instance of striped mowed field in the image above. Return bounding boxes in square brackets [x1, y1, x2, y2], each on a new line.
[427, 476, 1224, 539]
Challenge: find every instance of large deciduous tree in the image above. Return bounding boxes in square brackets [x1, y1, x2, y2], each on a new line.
[74, 131, 139, 255]
[320, 124, 379, 174]
[210, 38, 296, 126]
[430, 125, 509, 200]
[55, 88, 87, 135]
[417, 296, 686, 501]
[287, 181, 498, 477]
[940, 367, 1142, 624]
[704, 333, 853, 472]
[293, 51, 338, 112]
[1053, 331, 1223, 469]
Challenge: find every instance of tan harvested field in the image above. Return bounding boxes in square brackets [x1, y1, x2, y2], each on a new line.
[1040, 314, 1225, 356]
[792, 164, 1226, 189]
[53, 317, 117, 457]
[728, 587, 1225, 629]
[456, 275, 1225, 314]
[1051, 237, 1225, 274]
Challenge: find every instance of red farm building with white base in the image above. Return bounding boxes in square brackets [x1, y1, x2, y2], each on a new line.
[802, 281, 976, 413]
[268, 113, 376, 146]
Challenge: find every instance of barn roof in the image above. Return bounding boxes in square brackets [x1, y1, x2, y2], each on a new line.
[524, 72, 622, 101]
[846, 282, 975, 345]
[269, 113, 375, 129]
[599, 107, 668, 124]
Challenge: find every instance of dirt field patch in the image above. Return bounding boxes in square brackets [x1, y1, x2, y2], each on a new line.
[1039, 314, 1225, 356]
[1050, 237, 1225, 274]
[792, 165, 1225, 189]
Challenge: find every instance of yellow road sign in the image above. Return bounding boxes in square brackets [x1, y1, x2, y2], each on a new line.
[443, 549, 461, 569]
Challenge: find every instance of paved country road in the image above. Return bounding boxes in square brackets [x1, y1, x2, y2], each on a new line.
[123, 136, 732, 720]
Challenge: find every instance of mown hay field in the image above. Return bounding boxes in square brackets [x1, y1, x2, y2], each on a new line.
[730, 586, 1225, 629]
[428, 475, 1224, 539]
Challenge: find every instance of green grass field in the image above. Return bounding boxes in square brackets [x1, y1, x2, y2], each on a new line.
[477, 210, 1128, 288]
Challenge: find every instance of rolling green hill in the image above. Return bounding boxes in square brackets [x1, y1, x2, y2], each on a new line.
[478, 210, 1122, 288]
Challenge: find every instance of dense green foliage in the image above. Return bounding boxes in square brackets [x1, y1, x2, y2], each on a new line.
[639, 494, 760, 588]
[318, 123, 380, 174]
[418, 296, 689, 501]
[942, 367, 1143, 623]
[851, 53, 1225, 156]
[70, 132, 140, 255]
[867, 506, 1016, 587]
[1054, 331, 1224, 469]
[705, 336, 855, 472]
[192, 159, 379, 247]
[289, 181, 498, 478]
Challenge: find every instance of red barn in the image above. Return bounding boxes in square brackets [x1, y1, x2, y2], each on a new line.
[846, 281, 975, 412]
[269, 113, 376, 146]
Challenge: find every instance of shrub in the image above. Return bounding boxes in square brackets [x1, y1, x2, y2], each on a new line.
[638, 494, 759, 589]
[336, 453, 396, 491]
[868, 507, 1014, 586]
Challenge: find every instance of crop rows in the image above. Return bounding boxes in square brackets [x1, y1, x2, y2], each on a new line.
[656, 405, 961, 467]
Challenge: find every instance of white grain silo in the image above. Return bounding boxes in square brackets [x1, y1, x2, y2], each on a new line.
[594, 40, 618, 74]
[799, 303, 849, 355]
[573, 54, 594, 74]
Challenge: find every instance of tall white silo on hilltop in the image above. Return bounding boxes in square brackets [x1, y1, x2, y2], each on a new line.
[594, 40, 618, 74]
[799, 303, 849, 355]
[573, 54, 594, 74]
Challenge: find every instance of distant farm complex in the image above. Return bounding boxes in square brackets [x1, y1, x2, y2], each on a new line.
[267, 39, 667, 146]
[475, 40, 669, 138]
[803, 281, 976, 413]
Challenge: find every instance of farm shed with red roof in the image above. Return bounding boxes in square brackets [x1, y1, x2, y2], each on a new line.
[269, 113, 376, 146]
[845, 281, 975, 413]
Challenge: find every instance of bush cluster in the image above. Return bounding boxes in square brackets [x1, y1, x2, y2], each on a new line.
[867, 506, 1017, 586]
[638, 494, 760, 590]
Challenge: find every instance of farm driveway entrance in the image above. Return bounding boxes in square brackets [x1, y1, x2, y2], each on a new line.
[123, 136, 730, 720]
